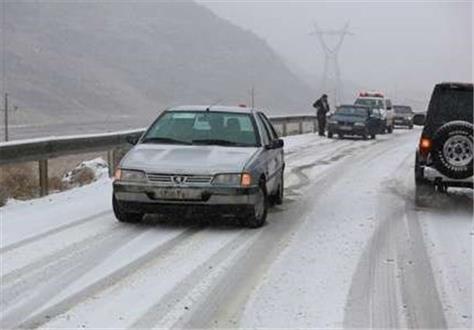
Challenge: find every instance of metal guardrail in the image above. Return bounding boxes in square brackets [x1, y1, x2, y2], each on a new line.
[0, 115, 317, 196]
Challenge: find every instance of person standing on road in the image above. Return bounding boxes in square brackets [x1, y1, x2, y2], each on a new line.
[313, 94, 330, 136]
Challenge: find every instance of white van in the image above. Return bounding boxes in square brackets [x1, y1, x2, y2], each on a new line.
[354, 92, 394, 133]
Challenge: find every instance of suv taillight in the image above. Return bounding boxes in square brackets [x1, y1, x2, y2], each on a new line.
[419, 137, 432, 156]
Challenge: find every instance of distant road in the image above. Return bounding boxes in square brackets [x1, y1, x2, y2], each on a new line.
[0, 119, 148, 141]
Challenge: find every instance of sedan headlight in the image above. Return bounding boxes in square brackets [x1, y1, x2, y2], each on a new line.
[213, 173, 252, 187]
[115, 169, 147, 182]
[354, 122, 366, 127]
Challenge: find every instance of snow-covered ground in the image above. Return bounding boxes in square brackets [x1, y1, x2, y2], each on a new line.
[0, 129, 472, 329]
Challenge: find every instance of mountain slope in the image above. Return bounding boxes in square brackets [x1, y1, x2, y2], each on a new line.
[1, 1, 314, 125]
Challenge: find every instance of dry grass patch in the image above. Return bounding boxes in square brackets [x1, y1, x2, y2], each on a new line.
[0, 163, 38, 204]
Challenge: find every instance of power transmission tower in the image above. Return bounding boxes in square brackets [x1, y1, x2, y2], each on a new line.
[310, 22, 353, 106]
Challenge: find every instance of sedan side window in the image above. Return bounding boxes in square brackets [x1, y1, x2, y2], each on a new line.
[255, 115, 271, 146]
[258, 113, 278, 140]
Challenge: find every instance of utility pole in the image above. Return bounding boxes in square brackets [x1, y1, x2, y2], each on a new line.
[310, 22, 353, 106]
[250, 86, 255, 109]
[4, 92, 8, 142]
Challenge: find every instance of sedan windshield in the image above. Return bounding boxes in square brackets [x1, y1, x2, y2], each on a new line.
[335, 106, 368, 117]
[142, 111, 259, 147]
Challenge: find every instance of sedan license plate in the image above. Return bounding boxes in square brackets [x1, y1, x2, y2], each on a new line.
[153, 188, 202, 201]
[340, 125, 352, 131]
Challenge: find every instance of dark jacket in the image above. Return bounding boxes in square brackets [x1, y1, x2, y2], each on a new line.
[313, 97, 330, 118]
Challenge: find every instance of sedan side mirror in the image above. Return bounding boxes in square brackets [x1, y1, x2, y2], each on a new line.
[266, 139, 284, 149]
[413, 113, 426, 126]
[126, 134, 140, 145]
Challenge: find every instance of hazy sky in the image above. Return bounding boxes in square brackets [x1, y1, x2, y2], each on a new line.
[198, 0, 472, 107]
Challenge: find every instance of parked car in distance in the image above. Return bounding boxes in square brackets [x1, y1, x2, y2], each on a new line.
[354, 91, 394, 134]
[327, 104, 379, 140]
[393, 105, 414, 129]
[414, 82, 473, 203]
[113, 105, 285, 228]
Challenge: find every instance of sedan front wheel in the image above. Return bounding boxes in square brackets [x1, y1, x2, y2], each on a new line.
[243, 183, 268, 228]
[113, 195, 144, 223]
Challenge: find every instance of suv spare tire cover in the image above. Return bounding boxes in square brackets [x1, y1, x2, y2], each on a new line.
[432, 121, 473, 179]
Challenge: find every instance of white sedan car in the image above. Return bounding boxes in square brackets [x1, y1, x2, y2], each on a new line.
[113, 105, 285, 228]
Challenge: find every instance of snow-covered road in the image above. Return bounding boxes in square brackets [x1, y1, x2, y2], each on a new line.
[1, 129, 472, 329]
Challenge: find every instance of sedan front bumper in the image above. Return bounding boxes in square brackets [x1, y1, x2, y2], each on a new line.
[113, 181, 260, 214]
[328, 124, 367, 136]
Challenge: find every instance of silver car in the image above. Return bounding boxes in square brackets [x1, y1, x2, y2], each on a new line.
[113, 105, 285, 228]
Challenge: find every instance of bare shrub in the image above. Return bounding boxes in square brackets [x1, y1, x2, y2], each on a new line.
[63, 166, 96, 188]
[0, 186, 7, 206]
[48, 176, 66, 192]
[76, 167, 96, 186]
[0, 163, 38, 201]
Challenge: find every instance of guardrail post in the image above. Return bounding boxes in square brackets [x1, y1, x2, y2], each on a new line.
[39, 159, 48, 197]
[282, 122, 287, 137]
[107, 149, 116, 178]
[298, 121, 304, 134]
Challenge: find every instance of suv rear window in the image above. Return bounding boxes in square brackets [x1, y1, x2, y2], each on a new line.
[425, 84, 473, 136]
[393, 106, 412, 114]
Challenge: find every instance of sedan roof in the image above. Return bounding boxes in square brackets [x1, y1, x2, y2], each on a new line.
[339, 104, 369, 109]
[167, 105, 257, 114]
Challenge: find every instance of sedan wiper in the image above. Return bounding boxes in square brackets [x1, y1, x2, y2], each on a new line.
[141, 137, 191, 145]
[192, 139, 250, 146]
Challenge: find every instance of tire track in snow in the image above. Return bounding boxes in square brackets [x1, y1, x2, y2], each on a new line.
[343, 153, 447, 328]
[1, 223, 126, 299]
[285, 137, 339, 161]
[181, 131, 418, 328]
[0, 225, 146, 328]
[0, 210, 112, 254]
[129, 230, 257, 329]
[285, 142, 363, 193]
[1, 220, 120, 283]
[16, 228, 200, 329]
[174, 142, 368, 329]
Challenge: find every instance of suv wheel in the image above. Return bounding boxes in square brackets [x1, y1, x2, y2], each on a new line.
[113, 195, 143, 223]
[415, 152, 434, 206]
[244, 181, 268, 228]
[432, 121, 473, 179]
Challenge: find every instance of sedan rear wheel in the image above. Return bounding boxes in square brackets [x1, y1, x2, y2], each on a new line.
[362, 129, 369, 140]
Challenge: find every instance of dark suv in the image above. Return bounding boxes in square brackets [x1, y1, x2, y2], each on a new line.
[414, 82, 473, 199]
